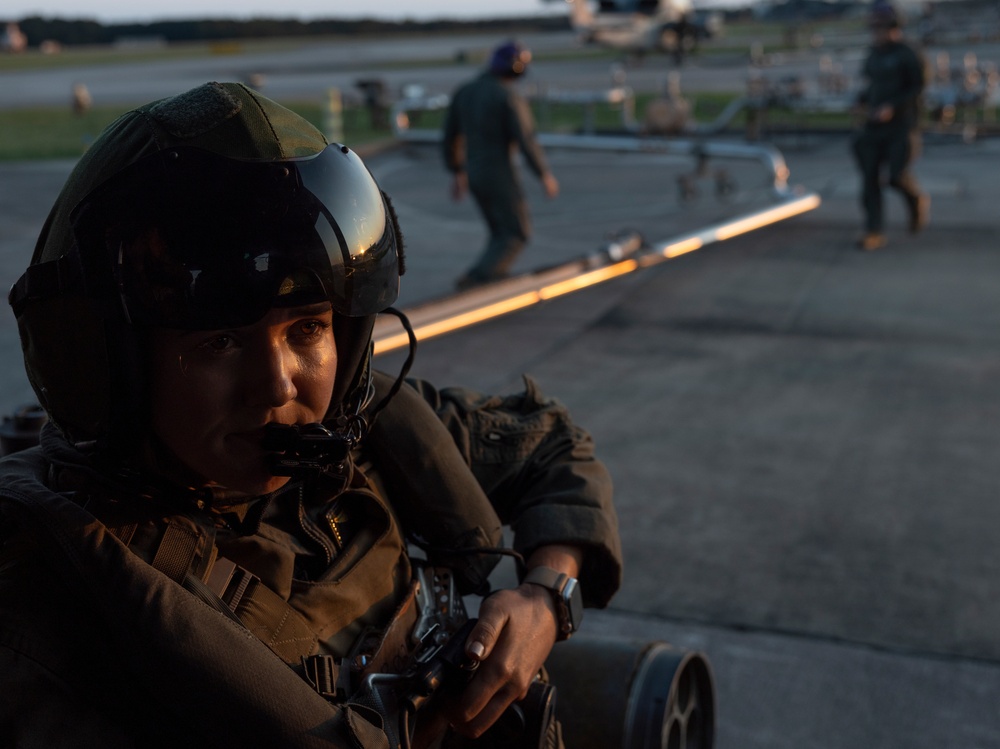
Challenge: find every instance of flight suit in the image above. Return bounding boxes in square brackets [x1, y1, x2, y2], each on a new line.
[852, 38, 927, 235]
[444, 72, 552, 285]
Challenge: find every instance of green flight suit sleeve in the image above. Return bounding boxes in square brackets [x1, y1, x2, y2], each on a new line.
[403, 375, 622, 608]
[507, 90, 550, 179]
[442, 86, 465, 174]
[858, 41, 926, 126]
[888, 45, 925, 113]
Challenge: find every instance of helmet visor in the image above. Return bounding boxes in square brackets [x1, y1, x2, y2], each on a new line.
[70, 144, 399, 329]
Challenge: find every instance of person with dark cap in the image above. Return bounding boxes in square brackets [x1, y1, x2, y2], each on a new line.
[444, 41, 560, 290]
[0, 82, 621, 747]
[851, 0, 930, 251]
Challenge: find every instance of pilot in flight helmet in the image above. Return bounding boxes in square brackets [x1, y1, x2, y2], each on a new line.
[10, 82, 403, 459]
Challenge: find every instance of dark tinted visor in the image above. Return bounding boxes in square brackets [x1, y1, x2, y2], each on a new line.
[70, 144, 399, 329]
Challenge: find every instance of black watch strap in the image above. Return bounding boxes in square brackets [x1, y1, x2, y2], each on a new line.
[523, 566, 583, 640]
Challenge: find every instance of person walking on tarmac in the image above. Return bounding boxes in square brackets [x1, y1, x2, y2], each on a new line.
[851, 1, 930, 252]
[444, 41, 560, 290]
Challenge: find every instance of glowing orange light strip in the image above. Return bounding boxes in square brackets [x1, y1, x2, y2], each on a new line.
[374, 193, 821, 355]
[715, 195, 821, 241]
[375, 264, 642, 354]
[374, 292, 539, 355]
[661, 237, 704, 258]
[538, 261, 638, 300]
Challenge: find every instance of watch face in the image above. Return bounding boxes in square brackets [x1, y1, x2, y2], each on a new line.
[563, 577, 583, 634]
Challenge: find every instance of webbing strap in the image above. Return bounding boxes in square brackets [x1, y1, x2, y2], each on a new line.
[300, 655, 347, 699]
[234, 577, 320, 664]
[133, 512, 405, 672]
[151, 522, 199, 583]
[201, 553, 319, 665]
[124, 514, 319, 665]
[109, 522, 137, 547]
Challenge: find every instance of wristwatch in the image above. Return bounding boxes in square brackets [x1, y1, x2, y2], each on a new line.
[523, 566, 583, 641]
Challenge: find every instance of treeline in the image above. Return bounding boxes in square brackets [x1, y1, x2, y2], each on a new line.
[10, 15, 571, 47]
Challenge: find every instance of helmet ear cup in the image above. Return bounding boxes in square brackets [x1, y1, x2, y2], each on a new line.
[102, 316, 148, 455]
[17, 294, 148, 453]
[18, 296, 111, 444]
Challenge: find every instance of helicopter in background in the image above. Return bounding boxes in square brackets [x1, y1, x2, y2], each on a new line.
[556, 0, 723, 59]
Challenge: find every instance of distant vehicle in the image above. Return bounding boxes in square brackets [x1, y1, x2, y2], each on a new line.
[557, 0, 723, 58]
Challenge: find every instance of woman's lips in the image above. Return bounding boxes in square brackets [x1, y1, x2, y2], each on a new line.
[229, 428, 268, 450]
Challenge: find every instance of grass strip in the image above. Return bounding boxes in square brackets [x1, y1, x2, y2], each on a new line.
[7, 91, 943, 162]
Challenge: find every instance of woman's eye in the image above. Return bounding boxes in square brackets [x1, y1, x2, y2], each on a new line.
[293, 319, 330, 339]
[203, 335, 235, 352]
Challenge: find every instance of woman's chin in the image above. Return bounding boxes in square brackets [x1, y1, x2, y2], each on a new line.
[235, 473, 292, 497]
[205, 467, 292, 499]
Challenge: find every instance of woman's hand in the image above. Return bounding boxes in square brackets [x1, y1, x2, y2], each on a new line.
[450, 172, 468, 202]
[541, 172, 560, 199]
[445, 545, 583, 739]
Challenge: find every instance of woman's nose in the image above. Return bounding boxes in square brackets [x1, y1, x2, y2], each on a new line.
[248, 341, 298, 408]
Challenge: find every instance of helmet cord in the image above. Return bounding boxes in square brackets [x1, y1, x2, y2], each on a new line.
[368, 307, 417, 421]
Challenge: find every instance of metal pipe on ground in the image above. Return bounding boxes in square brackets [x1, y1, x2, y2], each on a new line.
[372, 190, 821, 355]
[391, 97, 794, 197]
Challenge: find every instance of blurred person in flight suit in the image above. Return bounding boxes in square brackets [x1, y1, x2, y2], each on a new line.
[851, 1, 930, 251]
[443, 41, 560, 290]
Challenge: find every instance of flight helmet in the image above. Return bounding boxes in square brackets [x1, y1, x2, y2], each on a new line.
[869, 1, 901, 28]
[10, 82, 402, 457]
[489, 40, 532, 77]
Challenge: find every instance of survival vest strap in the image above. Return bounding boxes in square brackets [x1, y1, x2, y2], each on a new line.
[110, 516, 320, 665]
[198, 555, 320, 664]
[299, 578, 421, 701]
[109, 513, 424, 701]
[0, 475, 387, 747]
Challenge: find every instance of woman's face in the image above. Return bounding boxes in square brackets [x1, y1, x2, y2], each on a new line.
[148, 303, 337, 496]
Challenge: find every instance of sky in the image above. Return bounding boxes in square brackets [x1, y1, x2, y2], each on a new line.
[4, 0, 566, 23]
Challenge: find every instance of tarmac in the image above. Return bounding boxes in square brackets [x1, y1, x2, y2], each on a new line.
[369, 130, 1000, 748]
[2, 91, 1000, 749]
